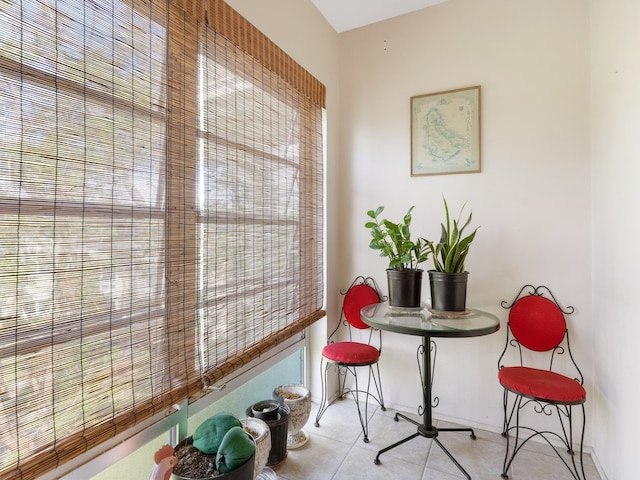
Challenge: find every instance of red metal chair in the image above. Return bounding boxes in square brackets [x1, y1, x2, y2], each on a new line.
[498, 285, 586, 479]
[314, 276, 386, 443]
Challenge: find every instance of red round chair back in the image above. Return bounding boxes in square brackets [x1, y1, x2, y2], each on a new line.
[509, 295, 566, 352]
[343, 284, 380, 330]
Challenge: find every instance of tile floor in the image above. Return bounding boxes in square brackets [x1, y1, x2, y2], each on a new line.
[270, 399, 601, 480]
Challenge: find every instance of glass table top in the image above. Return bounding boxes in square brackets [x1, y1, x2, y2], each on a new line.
[360, 302, 500, 338]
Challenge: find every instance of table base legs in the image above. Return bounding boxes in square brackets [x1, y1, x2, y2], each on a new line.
[373, 412, 477, 480]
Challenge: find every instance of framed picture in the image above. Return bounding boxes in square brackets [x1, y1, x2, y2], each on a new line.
[410, 85, 481, 176]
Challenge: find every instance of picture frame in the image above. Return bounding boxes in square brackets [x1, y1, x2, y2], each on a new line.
[410, 85, 481, 176]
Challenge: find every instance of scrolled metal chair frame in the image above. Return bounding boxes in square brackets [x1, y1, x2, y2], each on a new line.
[314, 276, 387, 443]
[497, 285, 586, 480]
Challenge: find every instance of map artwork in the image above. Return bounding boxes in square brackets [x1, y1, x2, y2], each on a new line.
[411, 86, 480, 176]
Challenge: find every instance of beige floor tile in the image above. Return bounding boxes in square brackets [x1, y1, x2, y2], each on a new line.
[421, 468, 467, 480]
[425, 421, 506, 478]
[310, 396, 379, 444]
[362, 409, 435, 463]
[508, 447, 598, 480]
[500, 428, 595, 468]
[272, 432, 348, 480]
[268, 400, 600, 480]
[334, 444, 426, 480]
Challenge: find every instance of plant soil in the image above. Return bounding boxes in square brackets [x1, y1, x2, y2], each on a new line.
[243, 425, 259, 439]
[278, 392, 301, 400]
[172, 443, 219, 479]
[172, 425, 257, 479]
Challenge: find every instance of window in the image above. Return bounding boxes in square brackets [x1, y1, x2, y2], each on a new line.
[195, 24, 324, 386]
[0, 1, 324, 478]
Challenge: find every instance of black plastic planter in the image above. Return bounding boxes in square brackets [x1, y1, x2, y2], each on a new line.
[247, 401, 290, 466]
[386, 269, 423, 308]
[428, 270, 469, 312]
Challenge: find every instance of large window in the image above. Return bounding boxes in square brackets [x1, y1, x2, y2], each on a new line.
[195, 25, 324, 386]
[0, 1, 324, 478]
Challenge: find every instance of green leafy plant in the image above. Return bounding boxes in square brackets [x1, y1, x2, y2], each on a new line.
[428, 198, 478, 273]
[365, 206, 430, 271]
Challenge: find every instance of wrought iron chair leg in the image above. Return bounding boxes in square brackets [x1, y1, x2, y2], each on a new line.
[501, 394, 587, 480]
[501, 393, 524, 479]
[501, 388, 509, 436]
[336, 365, 345, 398]
[315, 358, 340, 427]
[577, 404, 587, 480]
[559, 403, 587, 480]
[314, 356, 386, 445]
[315, 361, 353, 426]
[315, 361, 377, 443]
[314, 358, 329, 428]
[350, 366, 371, 442]
[372, 362, 386, 410]
[555, 404, 574, 455]
[501, 389, 511, 477]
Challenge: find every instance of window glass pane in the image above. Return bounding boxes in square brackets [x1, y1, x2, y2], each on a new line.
[0, 0, 169, 475]
[196, 30, 313, 378]
[86, 350, 304, 480]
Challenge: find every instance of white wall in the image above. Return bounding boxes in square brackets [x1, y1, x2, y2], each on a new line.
[591, 1, 640, 479]
[338, 0, 593, 446]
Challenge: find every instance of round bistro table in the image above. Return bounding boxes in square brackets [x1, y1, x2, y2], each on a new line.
[360, 302, 500, 479]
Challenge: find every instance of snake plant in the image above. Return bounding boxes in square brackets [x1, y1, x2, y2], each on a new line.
[428, 198, 478, 273]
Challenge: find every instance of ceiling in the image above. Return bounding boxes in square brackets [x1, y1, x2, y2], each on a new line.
[311, 0, 449, 33]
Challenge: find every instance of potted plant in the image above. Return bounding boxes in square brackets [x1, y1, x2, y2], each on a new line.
[153, 412, 256, 480]
[240, 417, 272, 479]
[426, 197, 478, 312]
[365, 206, 430, 307]
[273, 384, 312, 449]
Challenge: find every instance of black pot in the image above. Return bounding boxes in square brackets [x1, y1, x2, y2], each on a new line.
[428, 270, 469, 312]
[246, 401, 290, 466]
[386, 269, 423, 308]
[250, 400, 280, 421]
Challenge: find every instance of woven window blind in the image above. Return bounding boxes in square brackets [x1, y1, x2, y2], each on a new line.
[0, 0, 325, 478]
[196, 23, 324, 387]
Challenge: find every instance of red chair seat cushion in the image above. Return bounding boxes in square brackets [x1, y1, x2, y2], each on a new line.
[499, 366, 586, 404]
[322, 341, 380, 366]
